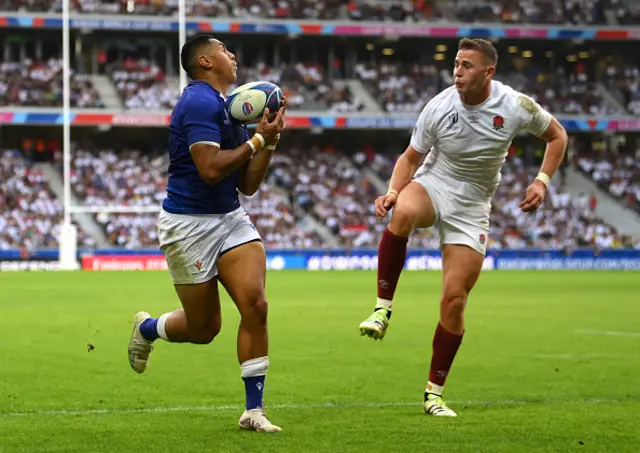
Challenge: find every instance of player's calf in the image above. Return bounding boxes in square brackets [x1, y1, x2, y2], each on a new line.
[139, 309, 222, 344]
[236, 295, 270, 407]
[422, 244, 483, 413]
[439, 288, 468, 335]
[360, 182, 436, 338]
[217, 241, 278, 430]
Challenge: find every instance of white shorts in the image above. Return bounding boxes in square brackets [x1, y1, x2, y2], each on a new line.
[157, 207, 261, 284]
[413, 172, 494, 256]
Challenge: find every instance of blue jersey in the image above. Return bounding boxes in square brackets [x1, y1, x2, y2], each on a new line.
[163, 81, 249, 215]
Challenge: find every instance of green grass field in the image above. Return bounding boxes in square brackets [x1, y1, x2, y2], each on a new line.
[1, 271, 639, 452]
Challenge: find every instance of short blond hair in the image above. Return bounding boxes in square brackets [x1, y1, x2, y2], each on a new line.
[458, 38, 498, 66]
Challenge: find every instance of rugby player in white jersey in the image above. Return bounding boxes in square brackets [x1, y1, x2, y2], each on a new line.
[359, 38, 568, 416]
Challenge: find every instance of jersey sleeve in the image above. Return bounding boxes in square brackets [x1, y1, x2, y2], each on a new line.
[183, 98, 222, 149]
[516, 93, 552, 137]
[409, 102, 436, 154]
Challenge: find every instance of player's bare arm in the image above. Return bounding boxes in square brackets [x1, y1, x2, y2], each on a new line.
[238, 99, 287, 196]
[191, 106, 285, 186]
[520, 116, 568, 213]
[375, 145, 424, 218]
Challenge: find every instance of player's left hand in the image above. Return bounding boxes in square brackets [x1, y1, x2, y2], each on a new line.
[519, 179, 547, 213]
[266, 98, 287, 146]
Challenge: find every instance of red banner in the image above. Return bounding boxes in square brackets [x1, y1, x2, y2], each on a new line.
[82, 255, 167, 271]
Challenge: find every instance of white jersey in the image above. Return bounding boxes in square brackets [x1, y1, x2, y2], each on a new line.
[410, 80, 552, 195]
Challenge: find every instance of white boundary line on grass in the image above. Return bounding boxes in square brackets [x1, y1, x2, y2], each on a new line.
[535, 353, 640, 359]
[575, 329, 640, 337]
[1, 398, 632, 418]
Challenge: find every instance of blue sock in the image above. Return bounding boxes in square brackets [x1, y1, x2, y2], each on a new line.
[243, 375, 265, 410]
[139, 318, 159, 341]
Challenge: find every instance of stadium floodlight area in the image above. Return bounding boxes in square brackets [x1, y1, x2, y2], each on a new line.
[57, 0, 188, 270]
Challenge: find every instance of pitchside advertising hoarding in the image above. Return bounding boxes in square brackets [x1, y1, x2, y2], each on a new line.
[2, 249, 639, 271]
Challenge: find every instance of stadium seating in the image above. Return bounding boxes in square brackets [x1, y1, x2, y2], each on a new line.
[0, 149, 94, 250]
[232, 62, 363, 112]
[603, 62, 640, 115]
[104, 56, 360, 112]
[502, 67, 619, 116]
[361, 148, 631, 250]
[69, 147, 166, 248]
[450, 0, 611, 25]
[355, 60, 620, 114]
[2, 140, 635, 250]
[490, 158, 624, 249]
[355, 62, 448, 113]
[0, 43, 629, 115]
[575, 149, 640, 214]
[9, 0, 637, 25]
[240, 183, 326, 249]
[68, 147, 324, 249]
[109, 58, 177, 110]
[0, 59, 104, 108]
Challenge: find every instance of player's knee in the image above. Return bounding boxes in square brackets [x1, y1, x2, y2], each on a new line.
[441, 288, 468, 317]
[241, 292, 268, 326]
[251, 297, 269, 325]
[189, 320, 222, 345]
[390, 200, 419, 236]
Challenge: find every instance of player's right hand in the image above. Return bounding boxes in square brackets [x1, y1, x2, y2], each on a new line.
[256, 100, 287, 143]
[375, 192, 398, 219]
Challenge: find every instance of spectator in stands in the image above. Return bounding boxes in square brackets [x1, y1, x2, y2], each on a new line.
[0, 149, 94, 250]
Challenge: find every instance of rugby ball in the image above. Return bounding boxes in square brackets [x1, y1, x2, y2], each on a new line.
[226, 81, 284, 124]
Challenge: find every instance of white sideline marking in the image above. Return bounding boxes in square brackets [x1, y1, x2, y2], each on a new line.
[575, 329, 640, 337]
[535, 353, 640, 359]
[0, 398, 631, 418]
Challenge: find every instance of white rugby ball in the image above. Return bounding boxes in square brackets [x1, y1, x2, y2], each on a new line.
[226, 81, 284, 124]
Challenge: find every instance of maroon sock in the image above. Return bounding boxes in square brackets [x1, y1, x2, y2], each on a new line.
[428, 323, 464, 391]
[377, 228, 408, 303]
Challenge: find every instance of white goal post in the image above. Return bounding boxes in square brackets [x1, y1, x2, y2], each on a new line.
[58, 0, 187, 269]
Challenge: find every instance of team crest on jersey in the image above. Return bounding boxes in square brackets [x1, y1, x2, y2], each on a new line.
[492, 115, 505, 130]
[194, 261, 203, 272]
[479, 234, 486, 245]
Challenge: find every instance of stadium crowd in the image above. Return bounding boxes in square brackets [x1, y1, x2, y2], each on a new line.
[67, 146, 324, 248]
[0, 149, 94, 251]
[575, 147, 640, 214]
[4, 0, 638, 25]
[234, 62, 363, 112]
[489, 158, 627, 249]
[109, 58, 176, 110]
[1, 43, 636, 116]
[0, 58, 104, 108]
[1, 139, 638, 250]
[355, 59, 622, 114]
[604, 62, 640, 116]
[355, 62, 449, 113]
[105, 58, 360, 112]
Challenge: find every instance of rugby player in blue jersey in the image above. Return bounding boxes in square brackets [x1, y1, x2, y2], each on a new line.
[127, 34, 286, 433]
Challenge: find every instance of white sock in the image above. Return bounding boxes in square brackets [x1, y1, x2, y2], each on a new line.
[157, 313, 171, 341]
[241, 356, 269, 411]
[376, 298, 393, 312]
[240, 356, 269, 378]
[426, 381, 444, 396]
